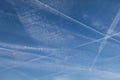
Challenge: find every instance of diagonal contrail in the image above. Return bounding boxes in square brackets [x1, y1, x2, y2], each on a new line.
[1, 31, 120, 72]
[0, 46, 72, 72]
[34, 0, 120, 44]
[74, 31, 120, 48]
[6, 0, 120, 68]
[1, 47, 120, 79]
[0, 31, 120, 52]
[9, 0, 96, 45]
[0, 30, 119, 52]
[8, 0, 120, 46]
[89, 9, 120, 71]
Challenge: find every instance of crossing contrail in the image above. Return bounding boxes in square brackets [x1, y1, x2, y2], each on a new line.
[90, 9, 120, 71]
[34, 0, 120, 44]
[7, 0, 120, 45]
[74, 31, 120, 49]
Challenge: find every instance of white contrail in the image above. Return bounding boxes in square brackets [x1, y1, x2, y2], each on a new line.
[0, 42, 62, 51]
[90, 9, 120, 70]
[12, 64, 120, 79]
[34, 0, 120, 44]
[0, 40, 111, 72]
[6, 0, 120, 66]
[8, 0, 120, 45]
[0, 30, 119, 52]
[1, 46, 120, 79]
[33, 0, 108, 35]
[0, 47, 51, 62]
[2, 34, 120, 72]
[0, 32, 119, 52]
[0, 46, 50, 61]
[74, 31, 120, 48]
[10, 0, 95, 46]
[67, 30, 95, 41]
[0, 47, 66, 72]
[1, 33, 119, 73]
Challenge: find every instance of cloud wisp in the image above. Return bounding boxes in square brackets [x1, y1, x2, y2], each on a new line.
[89, 9, 120, 70]
[8, 0, 94, 48]
[1, 46, 120, 80]
[74, 31, 120, 49]
[8, 0, 120, 44]
[34, 0, 120, 44]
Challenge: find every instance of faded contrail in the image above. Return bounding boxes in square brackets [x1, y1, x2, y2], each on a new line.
[9, 0, 95, 46]
[0, 42, 58, 51]
[6, 0, 120, 67]
[0, 30, 119, 52]
[1, 47, 120, 79]
[8, 0, 120, 44]
[34, 0, 120, 44]
[0, 47, 51, 62]
[0, 47, 66, 72]
[17, 0, 120, 50]
[90, 9, 120, 71]
[74, 31, 120, 48]
[0, 32, 119, 52]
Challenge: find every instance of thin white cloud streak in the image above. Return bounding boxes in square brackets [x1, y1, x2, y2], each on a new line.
[1, 58, 88, 72]
[23, 61, 120, 79]
[49, 66, 120, 80]
[16, 2, 95, 44]
[1, 47, 120, 79]
[1, 57, 88, 75]
[0, 42, 58, 51]
[1, 0, 118, 79]
[0, 31, 119, 52]
[98, 9, 120, 53]
[33, 0, 106, 35]
[10, 0, 95, 46]
[0, 47, 55, 68]
[0, 47, 53, 69]
[74, 31, 120, 48]
[7, 62, 120, 80]
[0, 47, 43, 57]
[8, 0, 120, 44]
[0, 43, 77, 63]
[0, 42, 75, 59]
[89, 9, 120, 70]
[34, 0, 120, 44]
[8, 0, 120, 48]
[21, 12, 95, 43]
[1, 49, 120, 80]
[0, 31, 120, 52]
[0, 47, 74, 72]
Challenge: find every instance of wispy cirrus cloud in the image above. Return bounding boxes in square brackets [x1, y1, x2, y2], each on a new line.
[8, 0, 96, 48]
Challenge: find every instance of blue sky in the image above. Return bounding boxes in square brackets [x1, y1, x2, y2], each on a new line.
[0, 0, 120, 80]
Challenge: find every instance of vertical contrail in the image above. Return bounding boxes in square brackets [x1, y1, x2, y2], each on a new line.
[90, 9, 120, 71]
[7, 0, 120, 44]
[7, 0, 120, 70]
[34, 0, 120, 44]
[74, 31, 120, 49]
